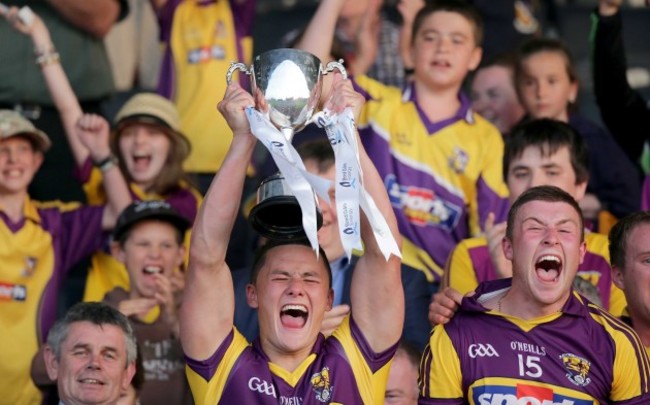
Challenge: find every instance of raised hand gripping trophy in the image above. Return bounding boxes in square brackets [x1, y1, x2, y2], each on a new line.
[226, 49, 346, 248]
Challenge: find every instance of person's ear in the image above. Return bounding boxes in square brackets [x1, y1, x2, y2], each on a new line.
[122, 361, 136, 391]
[468, 46, 483, 71]
[502, 236, 513, 261]
[110, 241, 125, 264]
[246, 284, 259, 309]
[574, 179, 588, 201]
[612, 266, 625, 290]
[43, 345, 59, 381]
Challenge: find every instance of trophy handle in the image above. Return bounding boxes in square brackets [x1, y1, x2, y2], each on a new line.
[226, 62, 251, 84]
[322, 59, 348, 80]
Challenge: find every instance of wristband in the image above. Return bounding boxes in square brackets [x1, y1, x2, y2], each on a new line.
[93, 155, 118, 172]
[35, 49, 60, 67]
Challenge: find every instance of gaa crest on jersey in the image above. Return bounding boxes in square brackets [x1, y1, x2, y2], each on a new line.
[560, 353, 592, 387]
[310, 366, 333, 402]
[448, 146, 468, 174]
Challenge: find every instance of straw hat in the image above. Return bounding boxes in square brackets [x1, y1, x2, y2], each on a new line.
[112, 93, 190, 159]
[0, 110, 51, 152]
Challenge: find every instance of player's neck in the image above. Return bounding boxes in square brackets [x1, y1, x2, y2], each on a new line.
[413, 80, 462, 123]
[499, 288, 567, 320]
[262, 339, 315, 373]
[0, 190, 28, 223]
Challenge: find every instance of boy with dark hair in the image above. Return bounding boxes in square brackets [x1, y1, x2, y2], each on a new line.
[608, 211, 650, 351]
[298, 0, 509, 286]
[420, 186, 650, 404]
[444, 119, 625, 316]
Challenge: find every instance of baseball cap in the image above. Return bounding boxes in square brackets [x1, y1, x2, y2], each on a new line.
[113, 200, 191, 242]
[112, 93, 191, 160]
[0, 110, 51, 152]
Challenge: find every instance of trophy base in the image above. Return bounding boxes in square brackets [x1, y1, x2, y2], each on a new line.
[249, 195, 323, 240]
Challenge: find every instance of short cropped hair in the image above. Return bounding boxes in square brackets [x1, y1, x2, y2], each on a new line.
[412, 0, 484, 46]
[504, 118, 589, 185]
[46, 302, 137, 367]
[297, 139, 335, 173]
[506, 185, 584, 241]
[609, 211, 650, 270]
[250, 239, 332, 288]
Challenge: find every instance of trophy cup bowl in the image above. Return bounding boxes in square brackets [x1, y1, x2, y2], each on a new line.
[227, 48, 346, 240]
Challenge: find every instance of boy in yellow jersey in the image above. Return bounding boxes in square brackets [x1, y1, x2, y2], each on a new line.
[0, 110, 130, 405]
[298, 0, 509, 287]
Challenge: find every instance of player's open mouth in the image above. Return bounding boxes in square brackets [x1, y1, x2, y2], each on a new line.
[280, 304, 308, 329]
[142, 266, 163, 275]
[432, 60, 451, 68]
[535, 255, 561, 282]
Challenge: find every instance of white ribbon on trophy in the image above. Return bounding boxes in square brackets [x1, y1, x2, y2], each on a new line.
[245, 107, 331, 252]
[314, 108, 401, 261]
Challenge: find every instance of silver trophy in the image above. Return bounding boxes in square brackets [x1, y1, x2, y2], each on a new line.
[226, 48, 347, 240]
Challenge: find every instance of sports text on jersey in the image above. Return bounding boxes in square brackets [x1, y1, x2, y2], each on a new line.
[385, 174, 461, 230]
[472, 383, 592, 405]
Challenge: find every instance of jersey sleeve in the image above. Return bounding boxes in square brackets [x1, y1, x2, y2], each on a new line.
[185, 328, 249, 404]
[332, 316, 397, 405]
[610, 325, 650, 403]
[445, 239, 480, 295]
[418, 324, 463, 403]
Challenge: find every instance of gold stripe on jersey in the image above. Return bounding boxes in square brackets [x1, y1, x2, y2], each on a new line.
[332, 316, 395, 404]
[588, 304, 650, 398]
[418, 325, 462, 400]
[185, 329, 250, 404]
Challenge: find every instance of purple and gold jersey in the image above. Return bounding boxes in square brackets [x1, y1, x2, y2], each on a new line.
[445, 232, 627, 317]
[157, 0, 254, 173]
[77, 160, 202, 302]
[354, 76, 509, 283]
[186, 316, 396, 404]
[419, 279, 650, 405]
[0, 198, 105, 405]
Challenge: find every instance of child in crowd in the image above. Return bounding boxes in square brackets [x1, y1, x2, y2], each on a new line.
[106, 200, 192, 404]
[298, 0, 509, 286]
[4, 8, 202, 302]
[0, 107, 130, 404]
[444, 119, 626, 317]
[514, 37, 641, 224]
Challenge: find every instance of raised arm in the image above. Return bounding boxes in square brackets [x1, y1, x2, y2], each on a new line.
[325, 75, 403, 352]
[295, 0, 346, 101]
[180, 84, 257, 360]
[397, 0, 425, 73]
[592, 0, 650, 164]
[1, 8, 90, 167]
[74, 114, 132, 230]
[46, 0, 123, 38]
